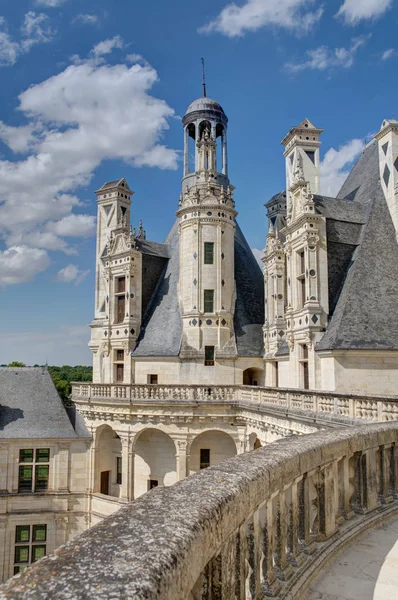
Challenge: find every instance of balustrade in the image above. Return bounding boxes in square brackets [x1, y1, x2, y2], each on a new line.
[3, 423, 398, 599]
[72, 383, 398, 424]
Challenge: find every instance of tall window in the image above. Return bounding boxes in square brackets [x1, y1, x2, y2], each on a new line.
[200, 449, 210, 469]
[297, 251, 306, 308]
[204, 289, 214, 313]
[114, 349, 124, 383]
[205, 346, 215, 366]
[299, 344, 309, 390]
[204, 242, 214, 265]
[116, 457, 122, 485]
[114, 276, 126, 324]
[18, 449, 50, 493]
[14, 525, 47, 574]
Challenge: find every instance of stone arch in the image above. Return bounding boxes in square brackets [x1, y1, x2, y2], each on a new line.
[243, 367, 264, 386]
[134, 428, 177, 498]
[189, 430, 237, 475]
[94, 424, 122, 498]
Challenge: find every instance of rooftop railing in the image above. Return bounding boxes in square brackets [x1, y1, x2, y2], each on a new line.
[71, 382, 398, 422]
[2, 422, 398, 599]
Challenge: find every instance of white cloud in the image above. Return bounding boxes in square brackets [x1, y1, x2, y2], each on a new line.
[251, 248, 264, 269]
[55, 263, 89, 284]
[46, 214, 96, 237]
[0, 46, 178, 283]
[126, 53, 144, 63]
[74, 14, 99, 25]
[0, 246, 50, 285]
[199, 0, 323, 37]
[286, 36, 368, 72]
[0, 17, 19, 66]
[35, 0, 66, 7]
[21, 11, 54, 52]
[321, 138, 364, 196]
[382, 48, 396, 61]
[92, 36, 123, 57]
[0, 13, 54, 67]
[336, 0, 392, 25]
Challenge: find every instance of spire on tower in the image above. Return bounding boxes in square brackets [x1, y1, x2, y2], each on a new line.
[201, 57, 207, 97]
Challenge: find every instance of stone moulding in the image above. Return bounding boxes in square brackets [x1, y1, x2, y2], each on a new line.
[1, 422, 398, 599]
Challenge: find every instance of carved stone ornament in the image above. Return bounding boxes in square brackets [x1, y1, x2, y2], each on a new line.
[100, 341, 111, 357]
[287, 333, 295, 351]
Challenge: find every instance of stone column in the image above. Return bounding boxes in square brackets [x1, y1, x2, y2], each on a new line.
[174, 439, 189, 482]
[119, 434, 134, 501]
[88, 427, 96, 494]
[184, 126, 189, 176]
[222, 129, 228, 176]
[195, 122, 200, 172]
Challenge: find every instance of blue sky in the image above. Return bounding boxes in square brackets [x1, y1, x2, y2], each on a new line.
[0, 0, 397, 365]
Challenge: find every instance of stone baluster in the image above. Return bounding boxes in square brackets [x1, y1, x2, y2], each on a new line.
[298, 474, 316, 554]
[318, 462, 337, 539]
[288, 478, 306, 567]
[245, 518, 256, 599]
[378, 444, 393, 503]
[275, 488, 294, 580]
[337, 456, 355, 523]
[257, 500, 281, 597]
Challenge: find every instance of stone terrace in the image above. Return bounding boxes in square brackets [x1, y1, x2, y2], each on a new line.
[1, 422, 398, 599]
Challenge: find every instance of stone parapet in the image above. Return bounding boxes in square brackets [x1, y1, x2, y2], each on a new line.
[2, 422, 398, 599]
[71, 382, 398, 422]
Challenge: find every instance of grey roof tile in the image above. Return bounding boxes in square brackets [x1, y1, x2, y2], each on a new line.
[133, 220, 265, 357]
[0, 368, 89, 439]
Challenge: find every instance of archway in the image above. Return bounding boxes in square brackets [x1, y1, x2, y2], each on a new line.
[189, 430, 237, 475]
[94, 425, 122, 498]
[243, 367, 264, 386]
[134, 429, 177, 498]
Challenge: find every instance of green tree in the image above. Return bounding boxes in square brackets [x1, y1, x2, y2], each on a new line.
[8, 361, 26, 367]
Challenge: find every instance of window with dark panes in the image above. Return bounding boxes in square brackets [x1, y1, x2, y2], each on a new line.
[14, 525, 47, 574]
[200, 449, 210, 469]
[18, 448, 50, 493]
[116, 457, 122, 485]
[204, 289, 214, 313]
[204, 242, 214, 265]
[204, 346, 215, 366]
[114, 276, 126, 324]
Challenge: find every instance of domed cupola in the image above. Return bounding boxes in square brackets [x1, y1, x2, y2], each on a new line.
[181, 72, 229, 191]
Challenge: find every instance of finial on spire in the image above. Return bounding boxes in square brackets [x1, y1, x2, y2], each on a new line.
[201, 57, 207, 97]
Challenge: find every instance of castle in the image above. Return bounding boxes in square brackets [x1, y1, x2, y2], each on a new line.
[1, 91, 398, 584]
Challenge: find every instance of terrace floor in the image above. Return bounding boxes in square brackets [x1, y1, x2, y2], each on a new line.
[306, 515, 398, 600]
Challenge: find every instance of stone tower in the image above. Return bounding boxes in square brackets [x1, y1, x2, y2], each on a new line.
[177, 96, 238, 362]
[281, 119, 323, 211]
[375, 119, 398, 237]
[89, 178, 141, 384]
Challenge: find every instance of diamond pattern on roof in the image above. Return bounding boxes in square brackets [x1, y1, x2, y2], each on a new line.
[311, 315, 318, 324]
[382, 142, 389, 156]
[383, 164, 391, 187]
[394, 156, 398, 172]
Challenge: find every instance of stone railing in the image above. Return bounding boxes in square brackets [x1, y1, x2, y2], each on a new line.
[2, 422, 398, 599]
[71, 382, 398, 422]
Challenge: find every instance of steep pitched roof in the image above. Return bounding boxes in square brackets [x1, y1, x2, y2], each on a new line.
[133, 220, 265, 357]
[234, 224, 264, 356]
[132, 220, 182, 357]
[317, 143, 398, 351]
[0, 368, 90, 439]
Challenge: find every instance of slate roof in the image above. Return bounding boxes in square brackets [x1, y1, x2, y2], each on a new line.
[317, 143, 398, 351]
[132, 221, 182, 357]
[133, 220, 265, 357]
[0, 367, 90, 439]
[234, 224, 264, 356]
